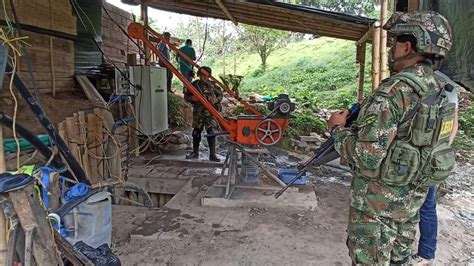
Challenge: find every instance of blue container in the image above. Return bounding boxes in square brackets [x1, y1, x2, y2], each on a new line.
[277, 169, 308, 185]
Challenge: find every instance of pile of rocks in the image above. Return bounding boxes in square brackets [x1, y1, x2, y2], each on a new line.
[159, 131, 191, 152]
[289, 132, 329, 153]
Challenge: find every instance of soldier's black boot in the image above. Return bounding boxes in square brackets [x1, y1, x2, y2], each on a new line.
[186, 129, 201, 159]
[207, 136, 220, 162]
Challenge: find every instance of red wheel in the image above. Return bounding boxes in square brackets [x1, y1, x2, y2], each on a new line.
[255, 119, 282, 146]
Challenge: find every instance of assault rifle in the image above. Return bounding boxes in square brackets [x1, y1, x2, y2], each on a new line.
[274, 103, 361, 199]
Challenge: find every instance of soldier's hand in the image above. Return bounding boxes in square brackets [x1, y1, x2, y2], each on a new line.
[328, 109, 349, 128]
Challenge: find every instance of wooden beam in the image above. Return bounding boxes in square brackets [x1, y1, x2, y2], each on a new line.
[215, 0, 238, 25]
[356, 29, 372, 46]
[54, 231, 94, 266]
[356, 43, 366, 102]
[408, 0, 421, 11]
[372, 21, 381, 90]
[9, 185, 61, 265]
[141, 4, 150, 65]
[379, 0, 389, 81]
[0, 127, 6, 265]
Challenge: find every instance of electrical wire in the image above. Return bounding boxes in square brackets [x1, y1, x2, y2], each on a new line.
[1, 0, 14, 32]
[8, 54, 20, 170]
[102, 6, 145, 55]
[9, 0, 42, 106]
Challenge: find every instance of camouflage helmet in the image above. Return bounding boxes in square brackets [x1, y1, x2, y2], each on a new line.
[384, 11, 452, 59]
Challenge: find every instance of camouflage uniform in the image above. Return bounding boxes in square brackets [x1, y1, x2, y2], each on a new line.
[184, 79, 223, 161]
[185, 80, 223, 129]
[333, 11, 454, 265]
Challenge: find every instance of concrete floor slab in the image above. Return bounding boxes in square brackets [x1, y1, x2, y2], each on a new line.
[201, 185, 318, 211]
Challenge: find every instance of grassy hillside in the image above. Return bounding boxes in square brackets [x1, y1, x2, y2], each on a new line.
[211, 37, 373, 109]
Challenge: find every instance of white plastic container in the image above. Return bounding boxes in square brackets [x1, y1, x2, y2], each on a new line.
[63, 191, 112, 248]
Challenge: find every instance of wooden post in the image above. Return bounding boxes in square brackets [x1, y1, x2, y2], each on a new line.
[222, 21, 226, 76]
[233, 51, 237, 75]
[48, 172, 61, 210]
[371, 21, 381, 90]
[50, 38, 56, 97]
[408, 0, 421, 11]
[0, 127, 6, 265]
[86, 113, 99, 184]
[9, 185, 60, 265]
[49, 0, 56, 97]
[141, 4, 150, 65]
[379, 0, 389, 81]
[356, 43, 366, 103]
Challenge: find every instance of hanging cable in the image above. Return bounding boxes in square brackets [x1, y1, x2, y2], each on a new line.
[8, 54, 20, 169]
[9, 0, 42, 106]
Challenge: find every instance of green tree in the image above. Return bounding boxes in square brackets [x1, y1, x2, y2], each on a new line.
[238, 24, 289, 72]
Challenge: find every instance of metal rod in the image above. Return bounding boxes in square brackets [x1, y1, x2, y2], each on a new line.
[225, 146, 235, 198]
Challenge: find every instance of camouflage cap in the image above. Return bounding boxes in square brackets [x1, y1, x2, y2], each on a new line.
[384, 11, 452, 59]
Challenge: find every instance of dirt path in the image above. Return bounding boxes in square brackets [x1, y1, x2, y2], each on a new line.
[112, 162, 473, 265]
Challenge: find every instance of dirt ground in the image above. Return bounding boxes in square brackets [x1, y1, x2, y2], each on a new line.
[111, 149, 474, 265]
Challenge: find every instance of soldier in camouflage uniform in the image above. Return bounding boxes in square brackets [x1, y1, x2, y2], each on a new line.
[328, 11, 455, 265]
[184, 66, 223, 162]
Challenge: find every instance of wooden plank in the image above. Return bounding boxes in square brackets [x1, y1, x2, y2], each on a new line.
[74, 76, 108, 107]
[94, 115, 105, 181]
[0, 127, 6, 265]
[379, 0, 389, 81]
[48, 172, 61, 210]
[299, 136, 322, 143]
[54, 231, 94, 266]
[78, 111, 90, 179]
[356, 29, 372, 46]
[371, 22, 381, 90]
[87, 113, 99, 184]
[408, 0, 421, 11]
[9, 185, 60, 265]
[216, 0, 238, 25]
[65, 116, 83, 170]
[357, 43, 366, 103]
[50, 37, 56, 97]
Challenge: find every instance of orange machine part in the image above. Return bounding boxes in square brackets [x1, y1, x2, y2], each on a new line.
[127, 22, 290, 146]
[236, 117, 288, 145]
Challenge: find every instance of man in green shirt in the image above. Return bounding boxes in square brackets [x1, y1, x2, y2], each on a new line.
[176, 39, 196, 92]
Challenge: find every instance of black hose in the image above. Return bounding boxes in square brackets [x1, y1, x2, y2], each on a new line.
[0, 113, 66, 172]
[5, 61, 90, 185]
